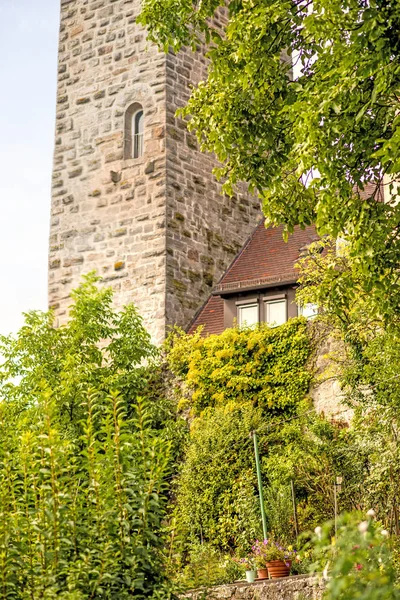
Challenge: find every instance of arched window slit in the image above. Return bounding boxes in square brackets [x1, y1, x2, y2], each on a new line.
[124, 103, 144, 159]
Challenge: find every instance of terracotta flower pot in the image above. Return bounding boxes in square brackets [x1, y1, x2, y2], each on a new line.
[257, 567, 269, 579]
[266, 560, 291, 579]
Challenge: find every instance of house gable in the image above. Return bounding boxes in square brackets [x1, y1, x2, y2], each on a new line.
[188, 223, 319, 335]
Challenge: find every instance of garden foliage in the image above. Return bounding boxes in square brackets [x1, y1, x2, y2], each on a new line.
[139, 0, 400, 316]
[297, 243, 400, 531]
[0, 393, 171, 599]
[164, 320, 362, 585]
[0, 275, 175, 599]
[166, 319, 312, 415]
[312, 513, 400, 600]
[0, 273, 156, 438]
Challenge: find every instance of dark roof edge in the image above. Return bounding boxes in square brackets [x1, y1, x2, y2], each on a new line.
[213, 275, 297, 296]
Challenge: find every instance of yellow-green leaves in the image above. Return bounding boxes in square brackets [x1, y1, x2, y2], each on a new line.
[141, 0, 400, 319]
[167, 319, 312, 415]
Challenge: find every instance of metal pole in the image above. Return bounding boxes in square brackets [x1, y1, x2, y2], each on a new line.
[334, 483, 338, 539]
[252, 431, 268, 540]
[290, 480, 299, 538]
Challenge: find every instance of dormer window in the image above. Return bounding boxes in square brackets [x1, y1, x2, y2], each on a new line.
[124, 103, 144, 159]
[264, 298, 287, 327]
[237, 300, 259, 328]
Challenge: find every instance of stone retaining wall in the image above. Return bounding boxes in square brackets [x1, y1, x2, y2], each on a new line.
[184, 575, 324, 600]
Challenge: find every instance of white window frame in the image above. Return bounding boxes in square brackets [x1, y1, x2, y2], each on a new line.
[236, 299, 259, 328]
[124, 103, 144, 160]
[298, 302, 318, 320]
[132, 109, 144, 158]
[263, 296, 287, 327]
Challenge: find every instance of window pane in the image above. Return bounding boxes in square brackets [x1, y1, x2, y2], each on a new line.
[135, 110, 144, 134]
[238, 304, 259, 327]
[132, 110, 144, 158]
[265, 299, 286, 326]
[299, 303, 318, 319]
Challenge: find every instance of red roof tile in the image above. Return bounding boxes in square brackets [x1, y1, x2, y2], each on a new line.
[188, 223, 319, 334]
[218, 223, 318, 291]
[188, 294, 224, 336]
[188, 183, 383, 336]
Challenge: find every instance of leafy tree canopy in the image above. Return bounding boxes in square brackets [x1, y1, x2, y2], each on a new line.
[139, 0, 400, 313]
[0, 272, 156, 438]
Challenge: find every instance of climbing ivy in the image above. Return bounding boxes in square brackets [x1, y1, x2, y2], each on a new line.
[167, 318, 313, 416]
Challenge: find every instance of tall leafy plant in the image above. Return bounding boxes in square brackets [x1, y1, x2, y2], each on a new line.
[0, 272, 156, 438]
[0, 276, 175, 599]
[0, 391, 172, 599]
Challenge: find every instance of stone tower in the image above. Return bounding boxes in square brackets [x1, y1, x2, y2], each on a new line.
[49, 0, 260, 343]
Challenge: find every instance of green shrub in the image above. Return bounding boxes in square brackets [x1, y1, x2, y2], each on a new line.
[0, 391, 172, 598]
[170, 403, 263, 554]
[174, 543, 241, 590]
[165, 318, 369, 583]
[0, 275, 175, 598]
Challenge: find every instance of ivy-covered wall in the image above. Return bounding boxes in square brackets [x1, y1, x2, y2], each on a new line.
[167, 318, 313, 416]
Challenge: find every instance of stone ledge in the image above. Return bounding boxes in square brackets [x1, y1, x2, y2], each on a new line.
[184, 574, 324, 600]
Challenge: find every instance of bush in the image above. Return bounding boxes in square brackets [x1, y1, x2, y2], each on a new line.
[166, 319, 312, 415]
[0, 276, 175, 598]
[0, 393, 172, 599]
[173, 543, 241, 590]
[311, 512, 400, 600]
[165, 320, 362, 580]
[170, 403, 263, 555]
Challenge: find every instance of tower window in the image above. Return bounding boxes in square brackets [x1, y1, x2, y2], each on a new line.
[124, 103, 144, 159]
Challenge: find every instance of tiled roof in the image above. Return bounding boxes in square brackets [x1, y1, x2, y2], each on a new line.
[218, 223, 318, 291]
[188, 223, 318, 335]
[188, 294, 225, 336]
[188, 182, 383, 336]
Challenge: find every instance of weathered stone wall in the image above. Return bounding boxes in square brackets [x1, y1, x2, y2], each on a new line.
[184, 575, 324, 600]
[309, 329, 352, 422]
[50, 0, 260, 342]
[164, 39, 261, 330]
[50, 0, 168, 342]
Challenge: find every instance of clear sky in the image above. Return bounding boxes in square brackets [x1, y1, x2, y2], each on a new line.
[0, 0, 59, 336]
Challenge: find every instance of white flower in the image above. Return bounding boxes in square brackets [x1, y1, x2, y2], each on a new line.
[358, 521, 369, 534]
[314, 526, 322, 539]
[381, 530, 389, 537]
[366, 509, 376, 518]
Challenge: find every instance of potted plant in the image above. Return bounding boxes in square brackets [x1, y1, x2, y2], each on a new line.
[263, 540, 296, 579]
[251, 540, 269, 579]
[233, 557, 257, 583]
[252, 539, 297, 579]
